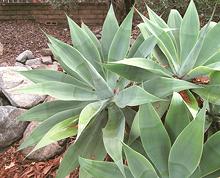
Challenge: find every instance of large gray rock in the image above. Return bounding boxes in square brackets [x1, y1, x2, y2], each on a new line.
[0, 67, 46, 108]
[20, 121, 65, 161]
[41, 56, 53, 65]
[0, 106, 28, 148]
[25, 58, 42, 67]
[16, 50, 34, 63]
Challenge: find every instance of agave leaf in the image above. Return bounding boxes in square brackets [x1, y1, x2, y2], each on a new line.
[128, 111, 140, 145]
[179, 3, 215, 76]
[143, 77, 200, 98]
[147, 5, 175, 43]
[77, 99, 109, 138]
[128, 34, 145, 58]
[203, 51, 220, 66]
[81, 22, 102, 58]
[153, 46, 171, 71]
[79, 168, 92, 178]
[196, 23, 220, 66]
[165, 92, 192, 143]
[203, 170, 220, 178]
[139, 104, 171, 177]
[138, 22, 151, 39]
[153, 100, 170, 118]
[200, 21, 217, 35]
[143, 20, 179, 73]
[114, 85, 163, 108]
[79, 158, 134, 178]
[101, 4, 119, 61]
[19, 69, 91, 90]
[133, 36, 157, 58]
[122, 107, 136, 127]
[105, 62, 157, 82]
[48, 43, 84, 80]
[184, 66, 219, 80]
[47, 35, 113, 98]
[146, 5, 168, 28]
[193, 72, 220, 104]
[56, 111, 107, 178]
[19, 109, 80, 150]
[108, 7, 134, 62]
[107, 7, 134, 89]
[102, 105, 125, 176]
[30, 117, 78, 154]
[67, 16, 104, 76]
[123, 143, 159, 178]
[179, 0, 199, 63]
[17, 100, 88, 122]
[167, 9, 182, 56]
[18, 81, 98, 101]
[178, 21, 210, 76]
[206, 62, 220, 70]
[168, 103, 206, 178]
[105, 58, 172, 82]
[198, 131, 220, 177]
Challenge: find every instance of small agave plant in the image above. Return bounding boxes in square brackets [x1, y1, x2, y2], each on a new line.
[79, 94, 220, 178]
[17, 4, 161, 178]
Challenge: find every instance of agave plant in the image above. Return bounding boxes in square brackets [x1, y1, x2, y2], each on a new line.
[17, 4, 162, 178]
[79, 93, 220, 178]
[106, 0, 220, 118]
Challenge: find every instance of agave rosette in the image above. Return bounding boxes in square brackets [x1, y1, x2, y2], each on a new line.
[17, 5, 162, 178]
[106, 0, 220, 113]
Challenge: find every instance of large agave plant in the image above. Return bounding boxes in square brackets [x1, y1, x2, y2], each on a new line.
[79, 93, 220, 178]
[106, 0, 220, 118]
[17, 5, 161, 178]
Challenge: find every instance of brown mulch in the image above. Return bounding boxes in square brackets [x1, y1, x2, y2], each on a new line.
[0, 20, 73, 65]
[0, 142, 79, 178]
[0, 20, 139, 66]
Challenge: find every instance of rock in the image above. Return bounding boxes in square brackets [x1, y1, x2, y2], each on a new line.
[20, 121, 65, 161]
[39, 48, 53, 57]
[0, 106, 28, 148]
[0, 42, 3, 56]
[41, 56, 53, 65]
[16, 50, 34, 63]
[0, 67, 46, 108]
[14, 62, 25, 67]
[25, 58, 42, 67]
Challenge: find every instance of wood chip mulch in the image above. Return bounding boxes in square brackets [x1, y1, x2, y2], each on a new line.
[0, 142, 79, 178]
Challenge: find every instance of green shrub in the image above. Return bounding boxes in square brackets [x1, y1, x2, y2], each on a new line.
[136, 0, 220, 23]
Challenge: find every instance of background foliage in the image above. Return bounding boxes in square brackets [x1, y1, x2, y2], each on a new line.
[136, 0, 220, 23]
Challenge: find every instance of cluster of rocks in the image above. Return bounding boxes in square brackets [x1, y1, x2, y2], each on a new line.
[15, 49, 61, 71]
[0, 50, 65, 161]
